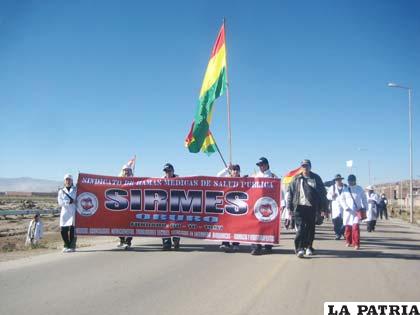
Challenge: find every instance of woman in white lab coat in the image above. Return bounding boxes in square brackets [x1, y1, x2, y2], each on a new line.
[339, 174, 368, 250]
[58, 174, 77, 253]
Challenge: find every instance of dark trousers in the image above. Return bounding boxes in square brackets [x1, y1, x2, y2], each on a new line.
[294, 205, 316, 251]
[163, 237, 180, 246]
[119, 237, 133, 245]
[61, 226, 75, 249]
[379, 207, 388, 220]
[367, 220, 377, 232]
[332, 216, 344, 236]
[222, 241, 240, 246]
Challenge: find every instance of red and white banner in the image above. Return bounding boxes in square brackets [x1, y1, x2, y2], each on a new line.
[75, 173, 281, 244]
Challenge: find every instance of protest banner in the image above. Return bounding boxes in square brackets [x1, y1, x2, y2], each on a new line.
[75, 173, 281, 244]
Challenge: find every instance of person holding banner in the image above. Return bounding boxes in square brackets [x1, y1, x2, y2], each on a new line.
[162, 163, 181, 250]
[251, 157, 278, 256]
[287, 159, 328, 258]
[117, 164, 134, 249]
[58, 174, 77, 253]
[338, 174, 368, 250]
[217, 164, 242, 252]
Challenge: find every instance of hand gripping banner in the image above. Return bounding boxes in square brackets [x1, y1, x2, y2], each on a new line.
[75, 173, 281, 244]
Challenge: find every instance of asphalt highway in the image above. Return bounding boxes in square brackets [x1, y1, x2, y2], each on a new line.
[1, 219, 419, 315]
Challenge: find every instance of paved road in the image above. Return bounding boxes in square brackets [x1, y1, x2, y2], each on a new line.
[1, 219, 419, 315]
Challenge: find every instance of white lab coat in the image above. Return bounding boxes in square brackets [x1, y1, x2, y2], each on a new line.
[327, 184, 345, 219]
[366, 192, 380, 221]
[253, 169, 278, 178]
[339, 185, 368, 226]
[58, 186, 77, 227]
[25, 220, 43, 245]
[217, 167, 231, 178]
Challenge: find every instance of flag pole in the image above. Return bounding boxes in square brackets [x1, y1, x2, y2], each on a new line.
[214, 141, 228, 169]
[210, 131, 228, 168]
[223, 18, 233, 165]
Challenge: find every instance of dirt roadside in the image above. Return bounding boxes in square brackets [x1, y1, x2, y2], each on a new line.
[0, 214, 117, 262]
[0, 196, 117, 262]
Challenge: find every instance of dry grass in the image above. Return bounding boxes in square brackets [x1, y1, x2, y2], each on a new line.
[0, 196, 115, 259]
[0, 195, 58, 211]
[389, 202, 420, 224]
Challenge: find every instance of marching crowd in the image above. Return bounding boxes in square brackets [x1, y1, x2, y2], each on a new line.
[42, 157, 388, 258]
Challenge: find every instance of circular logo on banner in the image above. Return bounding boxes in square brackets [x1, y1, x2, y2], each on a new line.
[253, 197, 279, 222]
[76, 192, 99, 216]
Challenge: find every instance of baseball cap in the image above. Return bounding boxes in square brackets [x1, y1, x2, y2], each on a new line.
[300, 159, 311, 167]
[334, 174, 344, 180]
[163, 163, 174, 171]
[256, 157, 269, 166]
[348, 174, 356, 181]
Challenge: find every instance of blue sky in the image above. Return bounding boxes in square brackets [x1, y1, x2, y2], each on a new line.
[0, 0, 419, 186]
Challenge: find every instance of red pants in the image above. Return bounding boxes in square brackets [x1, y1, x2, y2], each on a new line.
[344, 224, 360, 247]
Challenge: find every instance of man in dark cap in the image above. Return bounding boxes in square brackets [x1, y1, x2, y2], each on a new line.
[327, 174, 346, 240]
[255, 157, 277, 178]
[162, 163, 181, 250]
[251, 157, 278, 255]
[217, 163, 242, 252]
[287, 159, 328, 258]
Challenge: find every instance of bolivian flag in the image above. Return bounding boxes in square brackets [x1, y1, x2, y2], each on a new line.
[283, 167, 302, 185]
[185, 24, 227, 154]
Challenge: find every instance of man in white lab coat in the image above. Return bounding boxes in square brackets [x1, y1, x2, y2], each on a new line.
[58, 174, 77, 253]
[326, 174, 346, 240]
[365, 185, 380, 232]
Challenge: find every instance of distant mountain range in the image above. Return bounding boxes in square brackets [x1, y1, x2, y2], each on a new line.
[0, 177, 62, 192]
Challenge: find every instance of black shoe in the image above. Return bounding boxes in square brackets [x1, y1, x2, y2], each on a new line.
[263, 246, 273, 253]
[173, 238, 180, 250]
[251, 247, 262, 256]
[162, 245, 171, 251]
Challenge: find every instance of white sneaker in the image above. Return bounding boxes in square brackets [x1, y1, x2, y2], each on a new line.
[117, 242, 124, 248]
[297, 250, 305, 258]
[62, 248, 71, 253]
[305, 248, 313, 256]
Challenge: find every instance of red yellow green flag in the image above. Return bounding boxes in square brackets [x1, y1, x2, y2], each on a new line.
[185, 24, 227, 154]
[283, 167, 302, 185]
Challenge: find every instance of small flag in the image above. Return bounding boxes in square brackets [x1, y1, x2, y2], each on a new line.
[119, 155, 136, 176]
[283, 166, 302, 185]
[346, 160, 353, 168]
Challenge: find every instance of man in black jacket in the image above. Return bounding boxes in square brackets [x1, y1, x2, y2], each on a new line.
[287, 159, 328, 258]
